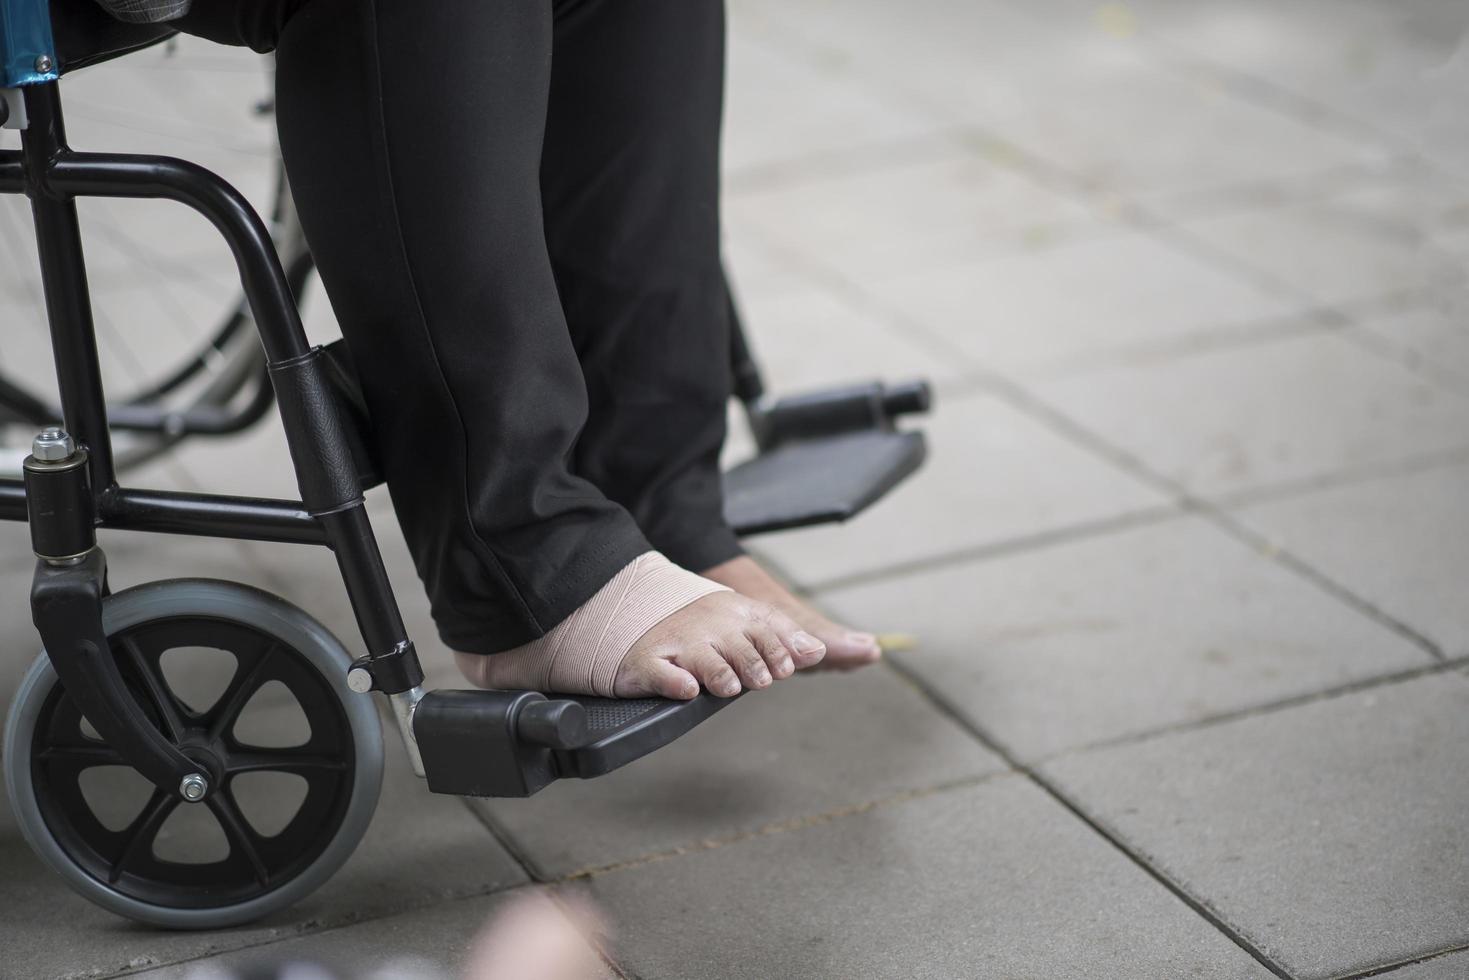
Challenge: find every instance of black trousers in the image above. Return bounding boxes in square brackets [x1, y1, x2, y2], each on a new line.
[173, 0, 741, 653]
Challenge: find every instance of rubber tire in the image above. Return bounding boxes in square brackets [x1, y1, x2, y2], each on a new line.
[3, 579, 384, 930]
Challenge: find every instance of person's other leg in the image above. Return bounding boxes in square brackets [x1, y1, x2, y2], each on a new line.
[540, 0, 880, 668]
[179, 0, 824, 695]
[541, 0, 736, 576]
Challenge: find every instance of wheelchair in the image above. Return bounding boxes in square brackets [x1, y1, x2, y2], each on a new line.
[0, 0, 931, 930]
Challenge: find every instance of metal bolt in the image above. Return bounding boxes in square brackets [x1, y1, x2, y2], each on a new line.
[179, 773, 208, 802]
[31, 426, 75, 462]
[34, 54, 53, 74]
[346, 668, 373, 694]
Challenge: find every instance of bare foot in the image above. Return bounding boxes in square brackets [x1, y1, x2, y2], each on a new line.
[455, 553, 826, 699]
[701, 555, 882, 671]
[610, 590, 826, 697]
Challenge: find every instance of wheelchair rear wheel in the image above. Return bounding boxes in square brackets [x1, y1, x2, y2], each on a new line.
[3, 579, 383, 929]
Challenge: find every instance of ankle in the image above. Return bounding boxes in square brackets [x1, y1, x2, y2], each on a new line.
[456, 551, 728, 696]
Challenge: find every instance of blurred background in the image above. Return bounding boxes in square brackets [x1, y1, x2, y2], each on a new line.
[1, 1, 1467, 978]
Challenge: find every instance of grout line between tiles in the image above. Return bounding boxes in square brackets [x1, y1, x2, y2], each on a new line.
[796, 503, 1185, 595]
[1333, 940, 1469, 980]
[541, 886, 637, 980]
[1027, 656, 1469, 768]
[1208, 445, 1469, 511]
[555, 771, 1009, 883]
[461, 796, 553, 884]
[724, 126, 976, 195]
[871, 652, 1296, 980]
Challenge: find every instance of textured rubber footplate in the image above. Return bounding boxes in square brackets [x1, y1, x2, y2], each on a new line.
[723, 429, 926, 537]
[552, 693, 738, 779]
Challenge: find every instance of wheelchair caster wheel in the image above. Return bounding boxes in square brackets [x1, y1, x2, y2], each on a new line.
[4, 580, 383, 930]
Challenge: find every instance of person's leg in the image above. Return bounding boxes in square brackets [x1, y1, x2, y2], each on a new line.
[269, 0, 645, 652]
[540, 0, 737, 576]
[539, 0, 881, 668]
[174, 0, 826, 695]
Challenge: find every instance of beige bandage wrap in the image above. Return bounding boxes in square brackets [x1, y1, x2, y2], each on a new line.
[475, 551, 729, 697]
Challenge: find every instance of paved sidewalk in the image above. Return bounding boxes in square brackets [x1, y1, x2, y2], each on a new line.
[2, 1, 1467, 978]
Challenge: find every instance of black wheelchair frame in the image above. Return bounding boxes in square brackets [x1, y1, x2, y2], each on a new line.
[1, 78, 429, 772]
[0, 39, 930, 926]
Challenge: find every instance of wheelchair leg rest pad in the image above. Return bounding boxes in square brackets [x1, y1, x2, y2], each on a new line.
[413, 688, 738, 798]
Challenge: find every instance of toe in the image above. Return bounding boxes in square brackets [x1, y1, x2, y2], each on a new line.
[614, 656, 699, 700]
[754, 604, 827, 668]
[823, 631, 882, 669]
[673, 643, 744, 698]
[745, 623, 795, 679]
[716, 635, 773, 690]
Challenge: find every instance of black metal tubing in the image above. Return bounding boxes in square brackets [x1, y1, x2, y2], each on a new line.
[21, 85, 116, 497]
[726, 277, 765, 407]
[3, 80, 423, 695]
[100, 486, 327, 545]
[0, 478, 324, 545]
[42, 165, 310, 368]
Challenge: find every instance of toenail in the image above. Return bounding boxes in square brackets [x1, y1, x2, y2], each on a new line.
[846, 631, 879, 650]
[755, 666, 771, 685]
[791, 631, 824, 653]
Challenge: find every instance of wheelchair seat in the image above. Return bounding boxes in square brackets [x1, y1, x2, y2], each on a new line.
[50, 0, 174, 76]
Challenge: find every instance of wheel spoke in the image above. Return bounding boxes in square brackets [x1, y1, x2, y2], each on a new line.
[37, 744, 126, 770]
[119, 635, 188, 741]
[207, 790, 270, 887]
[108, 789, 178, 884]
[226, 750, 347, 776]
[205, 642, 279, 743]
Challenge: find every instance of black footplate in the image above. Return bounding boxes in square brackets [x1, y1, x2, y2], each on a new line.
[413, 689, 737, 798]
[724, 428, 926, 536]
[723, 379, 930, 537]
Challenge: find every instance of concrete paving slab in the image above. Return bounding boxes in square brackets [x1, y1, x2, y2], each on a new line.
[1091, 0, 1469, 179]
[1233, 461, 1469, 656]
[1042, 672, 1469, 980]
[1174, 181, 1467, 307]
[723, 226, 822, 300]
[987, 50, 1383, 208]
[723, 22, 946, 179]
[750, 389, 1167, 588]
[864, 230, 1300, 374]
[726, 147, 1107, 283]
[820, 515, 1434, 761]
[470, 666, 1003, 879]
[1035, 330, 1469, 497]
[583, 774, 1274, 980]
[742, 0, 1385, 200]
[126, 888, 617, 980]
[728, 283, 961, 394]
[1351, 298, 1469, 391]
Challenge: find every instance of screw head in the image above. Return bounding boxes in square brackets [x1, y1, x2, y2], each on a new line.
[34, 54, 53, 74]
[179, 773, 208, 802]
[346, 668, 373, 694]
[31, 426, 75, 462]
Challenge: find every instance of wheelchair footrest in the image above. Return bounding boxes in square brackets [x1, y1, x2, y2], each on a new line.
[413, 688, 736, 798]
[723, 429, 927, 537]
